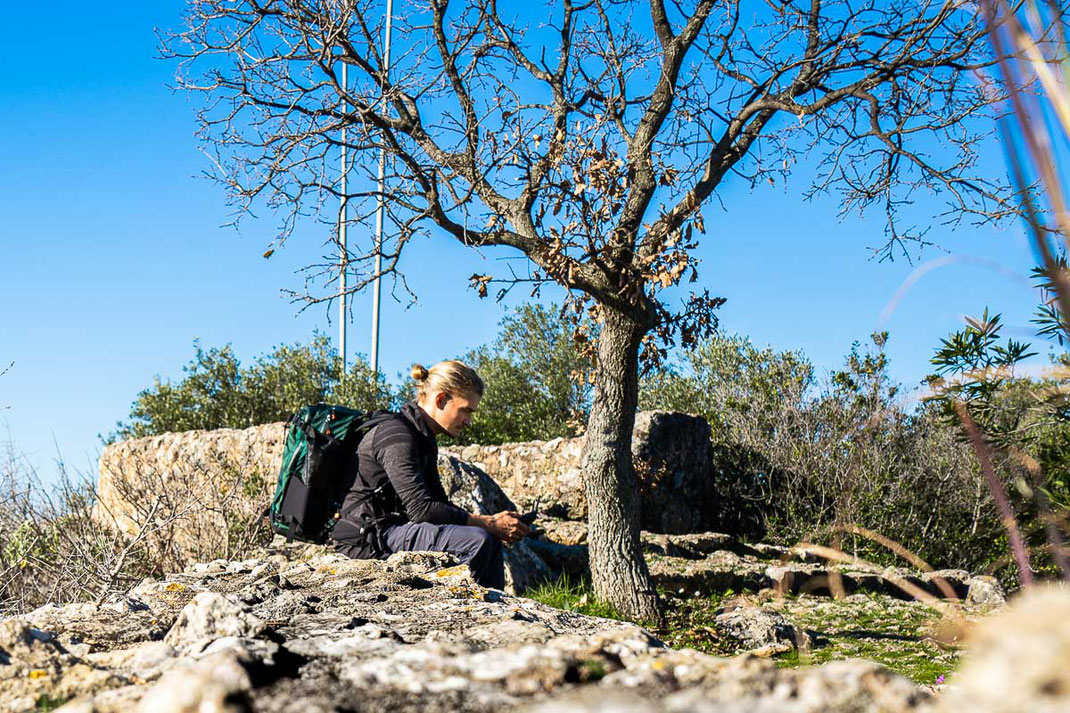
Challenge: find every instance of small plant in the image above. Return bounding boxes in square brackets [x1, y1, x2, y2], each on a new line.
[35, 694, 69, 712]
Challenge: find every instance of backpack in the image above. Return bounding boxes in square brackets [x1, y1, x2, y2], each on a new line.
[267, 403, 395, 543]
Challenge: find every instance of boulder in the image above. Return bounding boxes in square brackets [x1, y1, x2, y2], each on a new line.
[964, 575, 1007, 609]
[438, 454, 554, 594]
[920, 570, 970, 599]
[442, 437, 588, 520]
[134, 649, 253, 713]
[713, 605, 811, 656]
[630, 411, 717, 533]
[163, 592, 266, 654]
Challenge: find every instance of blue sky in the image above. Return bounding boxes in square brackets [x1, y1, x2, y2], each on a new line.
[0, 1, 1047, 485]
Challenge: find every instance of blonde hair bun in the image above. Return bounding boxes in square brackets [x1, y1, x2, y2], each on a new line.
[413, 360, 484, 400]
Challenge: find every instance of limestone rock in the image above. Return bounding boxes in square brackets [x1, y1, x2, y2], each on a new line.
[920, 570, 970, 599]
[385, 550, 458, 574]
[438, 454, 518, 516]
[0, 619, 67, 672]
[713, 605, 810, 656]
[630, 411, 716, 534]
[504, 541, 554, 594]
[24, 600, 159, 653]
[163, 593, 266, 654]
[526, 540, 589, 580]
[437, 453, 553, 593]
[538, 518, 588, 546]
[964, 575, 1006, 609]
[442, 437, 588, 520]
[135, 650, 253, 713]
[0, 618, 125, 713]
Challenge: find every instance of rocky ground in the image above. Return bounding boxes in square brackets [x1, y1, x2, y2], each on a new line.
[2, 537, 1069, 713]
[527, 521, 1003, 687]
[658, 591, 962, 685]
[0, 541, 940, 713]
[52, 418, 1067, 711]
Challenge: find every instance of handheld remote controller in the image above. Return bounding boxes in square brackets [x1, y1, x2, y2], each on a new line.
[519, 498, 541, 526]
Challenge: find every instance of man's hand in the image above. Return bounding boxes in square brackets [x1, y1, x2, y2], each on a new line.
[469, 511, 530, 544]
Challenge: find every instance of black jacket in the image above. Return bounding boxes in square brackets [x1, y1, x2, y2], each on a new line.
[331, 401, 469, 558]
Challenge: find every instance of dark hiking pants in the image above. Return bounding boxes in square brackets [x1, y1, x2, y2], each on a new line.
[383, 522, 505, 589]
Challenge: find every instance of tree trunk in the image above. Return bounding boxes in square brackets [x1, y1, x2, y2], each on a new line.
[580, 309, 663, 624]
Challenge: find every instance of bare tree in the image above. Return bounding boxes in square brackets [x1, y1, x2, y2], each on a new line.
[165, 0, 1012, 620]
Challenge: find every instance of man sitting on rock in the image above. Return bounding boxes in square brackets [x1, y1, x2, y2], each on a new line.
[330, 360, 529, 588]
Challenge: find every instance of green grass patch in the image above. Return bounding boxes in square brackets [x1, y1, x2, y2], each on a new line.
[526, 573, 627, 621]
[35, 695, 69, 712]
[768, 593, 959, 685]
[528, 576, 962, 686]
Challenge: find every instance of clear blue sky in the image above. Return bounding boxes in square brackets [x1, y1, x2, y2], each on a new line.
[0, 1, 1046, 485]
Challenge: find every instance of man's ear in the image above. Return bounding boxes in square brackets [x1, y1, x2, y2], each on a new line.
[435, 391, 450, 410]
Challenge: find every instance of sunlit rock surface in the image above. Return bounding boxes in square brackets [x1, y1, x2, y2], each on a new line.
[0, 544, 940, 713]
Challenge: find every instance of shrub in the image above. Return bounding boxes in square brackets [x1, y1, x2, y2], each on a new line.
[454, 304, 594, 445]
[109, 334, 395, 442]
[641, 332, 1001, 573]
[0, 446, 161, 615]
[928, 309, 1070, 582]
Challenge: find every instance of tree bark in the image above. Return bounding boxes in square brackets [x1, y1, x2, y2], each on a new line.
[580, 308, 663, 624]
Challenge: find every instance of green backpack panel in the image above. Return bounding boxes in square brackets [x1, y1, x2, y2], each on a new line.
[268, 403, 394, 543]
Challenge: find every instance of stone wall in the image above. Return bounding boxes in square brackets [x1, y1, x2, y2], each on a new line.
[442, 411, 717, 533]
[96, 411, 718, 567]
[97, 423, 286, 570]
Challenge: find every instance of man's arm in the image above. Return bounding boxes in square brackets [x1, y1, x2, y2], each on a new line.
[374, 426, 468, 525]
[372, 421, 530, 541]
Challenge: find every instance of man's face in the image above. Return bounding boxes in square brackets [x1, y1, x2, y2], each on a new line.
[435, 391, 480, 438]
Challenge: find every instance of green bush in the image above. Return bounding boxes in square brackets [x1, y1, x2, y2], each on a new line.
[453, 304, 594, 445]
[928, 309, 1070, 582]
[109, 334, 395, 442]
[641, 332, 1002, 574]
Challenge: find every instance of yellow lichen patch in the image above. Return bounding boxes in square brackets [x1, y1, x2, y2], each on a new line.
[651, 659, 669, 671]
[28, 669, 50, 679]
[435, 565, 470, 578]
[165, 583, 186, 592]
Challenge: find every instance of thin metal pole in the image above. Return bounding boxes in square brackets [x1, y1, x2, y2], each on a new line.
[371, 0, 393, 377]
[339, 63, 348, 377]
